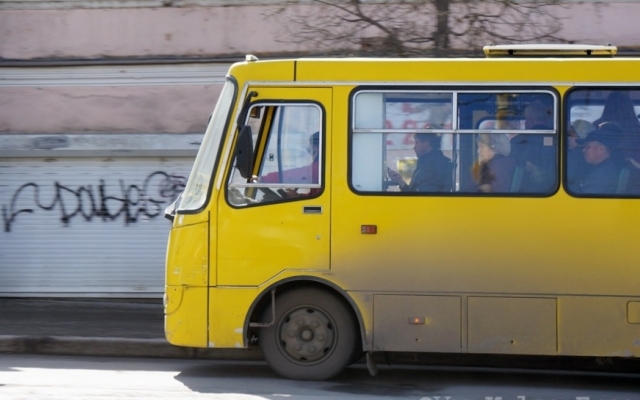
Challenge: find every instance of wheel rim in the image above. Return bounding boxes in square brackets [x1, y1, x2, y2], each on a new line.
[278, 306, 336, 364]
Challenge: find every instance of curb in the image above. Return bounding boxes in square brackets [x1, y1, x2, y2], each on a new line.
[0, 335, 263, 361]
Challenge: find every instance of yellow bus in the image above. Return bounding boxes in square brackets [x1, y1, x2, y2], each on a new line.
[164, 44, 640, 380]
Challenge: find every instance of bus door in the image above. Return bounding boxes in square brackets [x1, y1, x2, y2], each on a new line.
[217, 87, 332, 286]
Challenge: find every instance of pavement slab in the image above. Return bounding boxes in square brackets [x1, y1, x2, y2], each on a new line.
[0, 298, 262, 361]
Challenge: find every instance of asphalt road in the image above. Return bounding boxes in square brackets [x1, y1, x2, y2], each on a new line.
[2, 354, 640, 400]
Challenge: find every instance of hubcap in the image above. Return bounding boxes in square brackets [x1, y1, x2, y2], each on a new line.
[279, 307, 335, 363]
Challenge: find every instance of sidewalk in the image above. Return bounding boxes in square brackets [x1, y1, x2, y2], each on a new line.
[0, 298, 261, 360]
[3, 298, 639, 374]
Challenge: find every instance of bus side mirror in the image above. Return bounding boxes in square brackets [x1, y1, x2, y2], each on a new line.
[235, 125, 254, 179]
[164, 193, 181, 222]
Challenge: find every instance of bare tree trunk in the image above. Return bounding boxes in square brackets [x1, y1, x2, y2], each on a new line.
[266, 0, 564, 57]
[433, 0, 450, 54]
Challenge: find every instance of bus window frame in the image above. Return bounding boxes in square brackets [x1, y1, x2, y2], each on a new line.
[225, 99, 326, 209]
[563, 86, 640, 199]
[348, 85, 560, 198]
[177, 76, 238, 214]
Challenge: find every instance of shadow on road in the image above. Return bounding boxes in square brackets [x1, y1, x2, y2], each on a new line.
[174, 360, 640, 398]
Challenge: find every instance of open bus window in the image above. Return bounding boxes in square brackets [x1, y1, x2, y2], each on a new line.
[350, 89, 558, 195]
[565, 88, 640, 197]
[227, 104, 323, 206]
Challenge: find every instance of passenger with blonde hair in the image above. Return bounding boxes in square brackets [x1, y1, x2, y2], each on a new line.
[472, 133, 517, 193]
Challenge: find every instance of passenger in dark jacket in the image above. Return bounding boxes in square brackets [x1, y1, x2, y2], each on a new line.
[577, 158, 618, 194]
[509, 100, 555, 192]
[388, 133, 452, 192]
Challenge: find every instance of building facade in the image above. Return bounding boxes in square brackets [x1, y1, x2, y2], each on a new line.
[1, 0, 639, 297]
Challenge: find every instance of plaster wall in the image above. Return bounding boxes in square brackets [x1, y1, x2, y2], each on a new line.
[1, 1, 640, 135]
[0, 84, 221, 134]
[0, 6, 305, 60]
[1, 3, 639, 61]
[0, 64, 227, 134]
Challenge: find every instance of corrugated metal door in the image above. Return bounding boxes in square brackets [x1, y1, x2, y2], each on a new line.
[0, 156, 193, 297]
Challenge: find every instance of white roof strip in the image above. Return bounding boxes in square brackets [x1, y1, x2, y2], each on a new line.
[483, 44, 618, 57]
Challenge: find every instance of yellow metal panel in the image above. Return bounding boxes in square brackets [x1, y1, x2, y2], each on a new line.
[217, 87, 332, 286]
[295, 58, 640, 83]
[629, 302, 640, 324]
[373, 295, 461, 352]
[218, 203, 330, 285]
[164, 285, 208, 347]
[165, 221, 209, 287]
[208, 286, 262, 348]
[559, 297, 640, 357]
[468, 297, 556, 355]
[347, 291, 374, 348]
[331, 193, 640, 297]
[173, 210, 209, 229]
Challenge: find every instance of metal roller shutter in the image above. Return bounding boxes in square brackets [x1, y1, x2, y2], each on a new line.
[0, 156, 194, 297]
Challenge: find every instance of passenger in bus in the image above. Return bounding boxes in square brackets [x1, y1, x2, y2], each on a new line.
[570, 123, 621, 194]
[566, 119, 594, 189]
[472, 133, 517, 193]
[260, 131, 320, 197]
[387, 133, 452, 192]
[509, 100, 554, 192]
[593, 92, 640, 157]
[593, 91, 640, 193]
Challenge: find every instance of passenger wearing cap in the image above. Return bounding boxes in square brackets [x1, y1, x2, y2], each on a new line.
[593, 91, 640, 193]
[570, 123, 621, 194]
[472, 133, 517, 193]
[261, 131, 320, 197]
[593, 91, 640, 161]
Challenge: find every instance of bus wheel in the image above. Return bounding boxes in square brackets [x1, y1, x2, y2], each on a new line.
[259, 288, 358, 380]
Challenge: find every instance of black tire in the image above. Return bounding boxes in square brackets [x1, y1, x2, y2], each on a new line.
[259, 288, 359, 380]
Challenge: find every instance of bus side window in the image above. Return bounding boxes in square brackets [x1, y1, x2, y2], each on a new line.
[566, 88, 640, 197]
[351, 91, 455, 194]
[226, 105, 263, 206]
[459, 92, 557, 194]
[516, 98, 556, 193]
[350, 90, 557, 196]
[227, 104, 323, 206]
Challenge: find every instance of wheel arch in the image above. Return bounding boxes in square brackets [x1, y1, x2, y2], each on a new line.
[243, 276, 365, 351]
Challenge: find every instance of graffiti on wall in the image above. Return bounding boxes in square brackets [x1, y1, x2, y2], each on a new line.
[2, 171, 186, 233]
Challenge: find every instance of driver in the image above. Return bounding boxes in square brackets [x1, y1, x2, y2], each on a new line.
[260, 131, 320, 197]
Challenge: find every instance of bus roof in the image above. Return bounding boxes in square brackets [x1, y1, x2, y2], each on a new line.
[231, 45, 638, 84]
